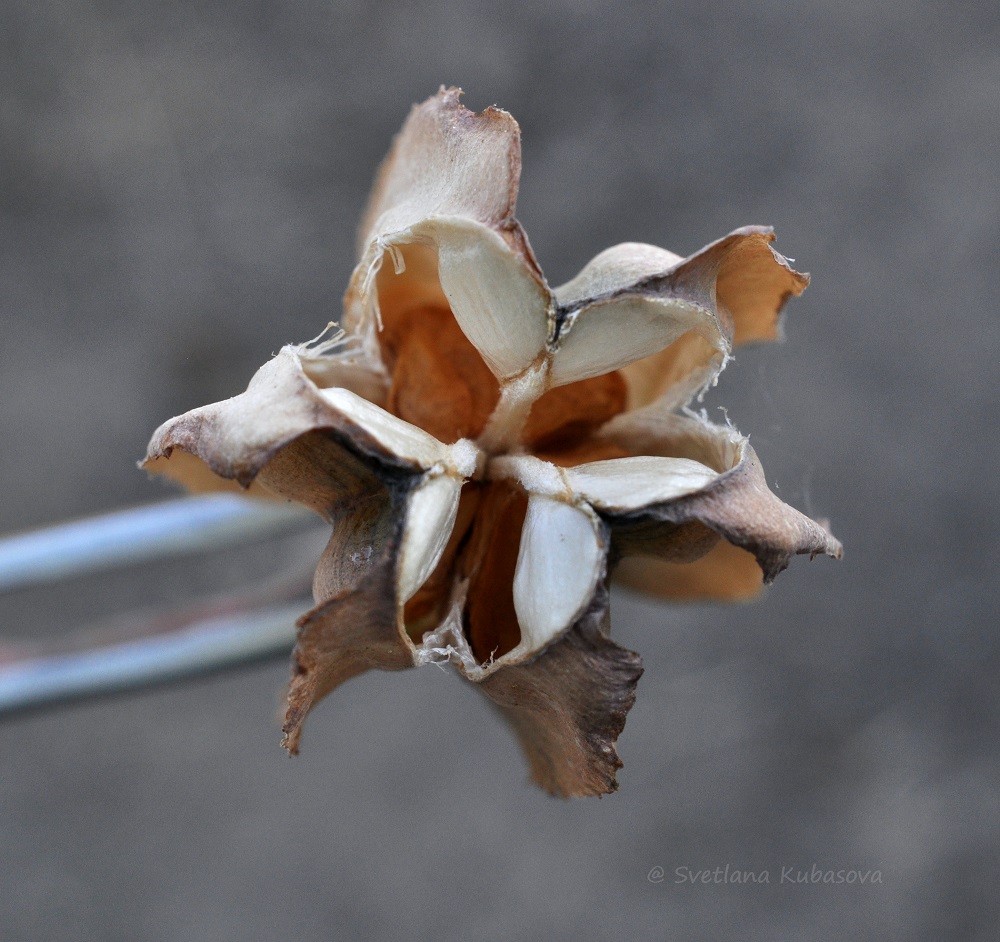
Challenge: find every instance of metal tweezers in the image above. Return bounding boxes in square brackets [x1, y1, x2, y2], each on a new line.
[0, 495, 319, 715]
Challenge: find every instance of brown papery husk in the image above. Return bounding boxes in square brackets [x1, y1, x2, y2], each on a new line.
[381, 302, 500, 444]
[475, 580, 643, 797]
[522, 372, 628, 451]
[460, 481, 529, 664]
[615, 539, 765, 601]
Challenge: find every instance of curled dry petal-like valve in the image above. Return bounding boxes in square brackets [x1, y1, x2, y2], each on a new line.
[143, 87, 842, 798]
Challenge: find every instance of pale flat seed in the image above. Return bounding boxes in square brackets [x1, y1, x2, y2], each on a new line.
[319, 387, 445, 468]
[566, 455, 718, 511]
[512, 497, 602, 651]
[398, 474, 463, 604]
[425, 217, 549, 380]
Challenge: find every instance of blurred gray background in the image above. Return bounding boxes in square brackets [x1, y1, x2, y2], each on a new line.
[2, 1, 998, 939]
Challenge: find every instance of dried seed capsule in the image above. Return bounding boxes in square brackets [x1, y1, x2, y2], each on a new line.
[144, 87, 841, 797]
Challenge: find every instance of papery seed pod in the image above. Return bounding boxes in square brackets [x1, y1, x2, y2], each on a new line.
[144, 87, 841, 798]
